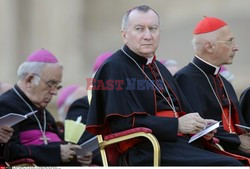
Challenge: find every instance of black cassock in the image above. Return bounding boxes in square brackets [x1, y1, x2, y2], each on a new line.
[239, 87, 250, 126]
[86, 45, 241, 166]
[0, 85, 77, 166]
[175, 56, 250, 158]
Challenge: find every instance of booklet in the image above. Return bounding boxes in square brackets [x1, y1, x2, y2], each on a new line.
[0, 110, 38, 126]
[235, 124, 250, 132]
[188, 121, 221, 143]
[76, 136, 99, 156]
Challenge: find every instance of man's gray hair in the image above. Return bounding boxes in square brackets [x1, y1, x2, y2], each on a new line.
[17, 62, 63, 85]
[121, 5, 160, 31]
[192, 30, 218, 52]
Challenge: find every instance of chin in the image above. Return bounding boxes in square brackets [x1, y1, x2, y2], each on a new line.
[40, 103, 48, 108]
[141, 51, 155, 57]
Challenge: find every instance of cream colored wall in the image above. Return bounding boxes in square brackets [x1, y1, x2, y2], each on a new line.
[0, 0, 249, 119]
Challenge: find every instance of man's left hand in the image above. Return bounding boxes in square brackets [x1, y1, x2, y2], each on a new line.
[77, 152, 93, 166]
[239, 134, 250, 153]
[203, 129, 217, 140]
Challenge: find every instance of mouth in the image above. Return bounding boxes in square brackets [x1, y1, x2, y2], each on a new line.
[142, 44, 153, 46]
[44, 99, 51, 103]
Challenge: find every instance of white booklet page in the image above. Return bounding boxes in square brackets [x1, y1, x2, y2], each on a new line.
[0, 110, 38, 126]
[189, 121, 221, 143]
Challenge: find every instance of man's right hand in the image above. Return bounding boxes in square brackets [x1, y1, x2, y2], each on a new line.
[60, 143, 81, 163]
[0, 125, 13, 143]
[178, 113, 207, 134]
[238, 134, 250, 153]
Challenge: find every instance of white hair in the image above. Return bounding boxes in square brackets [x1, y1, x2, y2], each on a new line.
[192, 30, 219, 52]
[17, 62, 62, 85]
[17, 62, 45, 84]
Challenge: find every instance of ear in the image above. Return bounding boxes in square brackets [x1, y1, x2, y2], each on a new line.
[205, 42, 215, 54]
[24, 74, 35, 88]
[121, 30, 128, 44]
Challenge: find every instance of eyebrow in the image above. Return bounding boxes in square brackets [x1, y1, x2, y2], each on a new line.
[47, 79, 61, 84]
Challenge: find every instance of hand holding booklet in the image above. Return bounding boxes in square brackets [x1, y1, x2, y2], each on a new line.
[0, 110, 38, 126]
[188, 121, 221, 143]
[76, 136, 99, 156]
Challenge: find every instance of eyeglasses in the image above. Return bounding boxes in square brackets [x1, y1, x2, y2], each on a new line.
[33, 74, 62, 90]
[215, 38, 235, 46]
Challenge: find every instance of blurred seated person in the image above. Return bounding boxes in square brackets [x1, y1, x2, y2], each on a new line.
[240, 87, 250, 126]
[0, 48, 92, 166]
[0, 82, 12, 95]
[57, 85, 86, 122]
[160, 59, 179, 75]
[219, 66, 234, 83]
[66, 52, 113, 131]
[65, 52, 112, 166]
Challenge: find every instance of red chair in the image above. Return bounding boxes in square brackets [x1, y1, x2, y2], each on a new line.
[5, 158, 36, 167]
[96, 127, 161, 166]
[87, 89, 161, 166]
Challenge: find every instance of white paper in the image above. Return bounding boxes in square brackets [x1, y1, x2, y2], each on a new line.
[188, 121, 221, 143]
[0, 110, 38, 126]
[76, 136, 99, 156]
[235, 124, 250, 132]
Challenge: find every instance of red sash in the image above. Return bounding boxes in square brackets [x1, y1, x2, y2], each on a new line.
[222, 107, 242, 134]
[156, 110, 184, 136]
[118, 110, 185, 153]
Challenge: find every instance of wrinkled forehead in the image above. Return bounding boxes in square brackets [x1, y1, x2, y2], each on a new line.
[128, 9, 160, 26]
[41, 64, 63, 79]
[216, 26, 234, 39]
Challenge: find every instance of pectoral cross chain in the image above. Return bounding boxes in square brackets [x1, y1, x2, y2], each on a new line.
[40, 133, 50, 145]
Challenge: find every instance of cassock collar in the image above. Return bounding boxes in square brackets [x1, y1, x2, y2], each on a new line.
[122, 45, 155, 65]
[193, 55, 220, 75]
[13, 84, 40, 110]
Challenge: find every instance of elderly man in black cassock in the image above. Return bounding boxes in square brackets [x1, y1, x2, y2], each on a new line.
[0, 49, 92, 166]
[175, 16, 250, 164]
[240, 87, 250, 126]
[86, 5, 243, 166]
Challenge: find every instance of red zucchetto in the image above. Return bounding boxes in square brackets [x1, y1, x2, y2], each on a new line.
[193, 16, 227, 34]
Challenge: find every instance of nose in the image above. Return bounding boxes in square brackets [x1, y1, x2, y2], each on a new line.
[49, 87, 58, 95]
[232, 43, 239, 52]
[143, 28, 152, 39]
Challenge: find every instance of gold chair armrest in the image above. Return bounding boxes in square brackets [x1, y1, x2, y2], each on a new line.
[98, 131, 160, 166]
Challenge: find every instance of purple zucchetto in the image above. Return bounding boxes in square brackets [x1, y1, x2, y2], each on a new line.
[93, 52, 113, 72]
[56, 85, 80, 109]
[26, 48, 58, 63]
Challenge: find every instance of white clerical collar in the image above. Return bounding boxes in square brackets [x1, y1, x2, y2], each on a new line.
[195, 55, 220, 75]
[146, 56, 154, 65]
